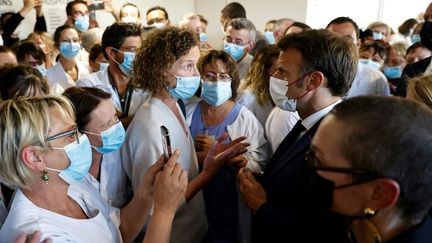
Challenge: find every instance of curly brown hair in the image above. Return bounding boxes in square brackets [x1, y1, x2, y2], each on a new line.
[197, 50, 240, 100]
[132, 26, 198, 96]
[239, 45, 279, 105]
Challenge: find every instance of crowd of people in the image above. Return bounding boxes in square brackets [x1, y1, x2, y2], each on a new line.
[0, 0, 432, 242]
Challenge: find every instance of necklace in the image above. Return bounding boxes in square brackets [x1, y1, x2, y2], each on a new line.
[201, 103, 228, 134]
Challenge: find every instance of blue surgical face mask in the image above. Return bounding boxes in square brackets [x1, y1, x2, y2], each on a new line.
[359, 58, 382, 70]
[74, 15, 90, 32]
[264, 31, 275, 45]
[372, 31, 384, 40]
[167, 71, 201, 99]
[99, 62, 109, 71]
[383, 66, 402, 79]
[83, 122, 126, 154]
[224, 42, 246, 62]
[36, 65, 47, 76]
[199, 32, 208, 43]
[411, 34, 421, 44]
[47, 134, 92, 182]
[112, 48, 135, 77]
[59, 42, 81, 60]
[201, 80, 232, 106]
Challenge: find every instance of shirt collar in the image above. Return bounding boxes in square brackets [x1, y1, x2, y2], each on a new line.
[302, 99, 342, 130]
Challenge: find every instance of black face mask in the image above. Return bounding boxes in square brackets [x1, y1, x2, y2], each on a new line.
[420, 21, 432, 50]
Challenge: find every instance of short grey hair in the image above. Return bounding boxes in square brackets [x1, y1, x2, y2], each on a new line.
[274, 18, 294, 32]
[81, 27, 103, 52]
[228, 18, 256, 42]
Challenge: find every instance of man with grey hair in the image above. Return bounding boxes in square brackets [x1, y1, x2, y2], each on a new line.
[224, 17, 256, 79]
[81, 27, 103, 53]
[273, 18, 294, 44]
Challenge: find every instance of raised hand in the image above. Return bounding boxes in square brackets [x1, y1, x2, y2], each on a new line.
[153, 150, 188, 215]
[202, 134, 249, 176]
[194, 134, 214, 152]
[239, 168, 267, 212]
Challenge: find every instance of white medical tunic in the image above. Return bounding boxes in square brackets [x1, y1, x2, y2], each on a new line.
[122, 97, 207, 243]
[0, 175, 122, 243]
[46, 60, 90, 95]
[77, 68, 149, 117]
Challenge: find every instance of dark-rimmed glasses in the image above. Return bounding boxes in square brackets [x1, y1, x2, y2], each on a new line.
[46, 126, 80, 144]
[305, 149, 381, 189]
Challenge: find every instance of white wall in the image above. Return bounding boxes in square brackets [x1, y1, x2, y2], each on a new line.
[0, 0, 429, 45]
[196, 0, 308, 48]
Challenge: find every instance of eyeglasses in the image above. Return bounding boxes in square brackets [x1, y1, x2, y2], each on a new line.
[46, 126, 80, 144]
[202, 72, 232, 82]
[305, 149, 382, 189]
[224, 37, 249, 46]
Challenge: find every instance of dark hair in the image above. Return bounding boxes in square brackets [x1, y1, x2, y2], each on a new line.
[266, 19, 277, 25]
[284, 21, 311, 35]
[277, 29, 358, 96]
[221, 2, 246, 19]
[120, 3, 141, 18]
[406, 42, 428, 55]
[330, 96, 432, 222]
[359, 39, 389, 61]
[0, 45, 13, 54]
[398, 18, 418, 36]
[0, 65, 49, 100]
[89, 43, 103, 62]
[132, 27, 198, 96]
[101, 22, 142, 60]
[63, 86, 111, 129]
[13, 41, 46, 64]
[146, 6, 169, 20]
[66, 0, 88, 17]
[0, 12, 14, 29]
[241, 45, 279, 105]
[326, 17, 360, 40]
[53, 25, 77, 44]
[197, 14, 208, 26]
[198, 50, 240, 100]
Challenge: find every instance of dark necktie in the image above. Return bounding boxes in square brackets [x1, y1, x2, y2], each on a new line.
[270, 120, 306, 167]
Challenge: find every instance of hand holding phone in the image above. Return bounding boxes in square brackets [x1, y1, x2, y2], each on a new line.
[161, 125, 172, 161]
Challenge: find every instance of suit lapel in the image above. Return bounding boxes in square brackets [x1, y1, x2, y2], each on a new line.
[263, 120, 322, 184]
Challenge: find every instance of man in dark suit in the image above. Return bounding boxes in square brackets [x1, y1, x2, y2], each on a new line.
[402, 2, 432, 80]
[239, 29, 358, 242]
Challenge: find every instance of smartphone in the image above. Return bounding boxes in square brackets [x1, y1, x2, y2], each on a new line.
[160, 125, 172, 161]
[88, 1, 105, 11]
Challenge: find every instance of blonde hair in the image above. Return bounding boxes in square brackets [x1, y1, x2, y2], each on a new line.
[239, 45, 279, 105]
[0, 95, 75, 189]
[408, 74, 432, 109]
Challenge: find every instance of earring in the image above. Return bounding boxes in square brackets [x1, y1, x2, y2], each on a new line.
[364, 207, 376, 218]
[41, 170, 49, 184]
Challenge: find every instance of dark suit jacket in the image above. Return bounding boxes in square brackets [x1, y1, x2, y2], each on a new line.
[252, 120, 347, 243]
[402, 56, 432, 81]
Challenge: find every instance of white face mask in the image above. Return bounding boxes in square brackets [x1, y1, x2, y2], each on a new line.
[121, 16, 138, 24]
[269, 76, 297, 112]
[152, 22, 166, 29]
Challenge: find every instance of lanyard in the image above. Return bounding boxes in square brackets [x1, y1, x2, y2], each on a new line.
[108, 71, 133, 118]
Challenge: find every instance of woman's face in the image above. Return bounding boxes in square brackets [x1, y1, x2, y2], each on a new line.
[201, 59, 231, 83]
[44, 106, 78, 173]
[83, 99, 118, 148]
[167, 45, 201, 88]
[58, 28, 80, 47]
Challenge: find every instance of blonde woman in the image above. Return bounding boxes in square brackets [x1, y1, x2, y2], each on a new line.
[0, 96, 187, 243]
[237, 45, 279, 126]
[407, 74, 432, 109]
